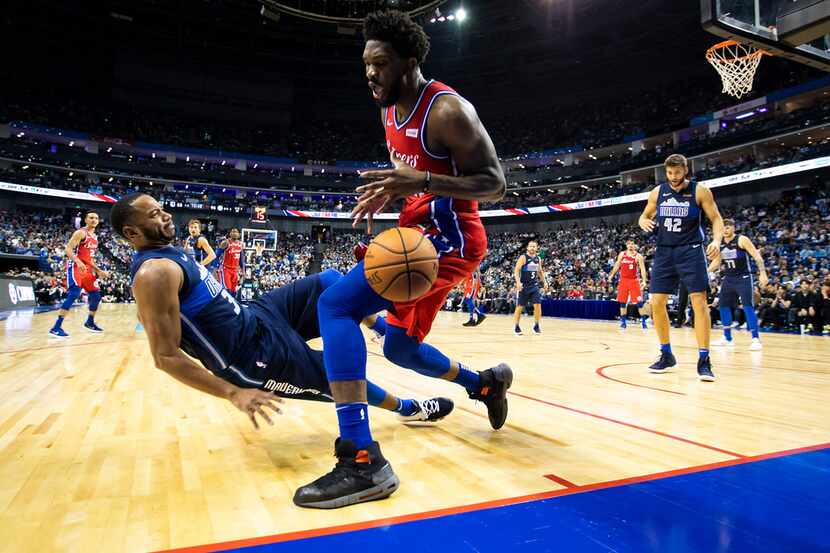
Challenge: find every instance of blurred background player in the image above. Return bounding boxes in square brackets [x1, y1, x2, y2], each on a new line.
[513, 240, 547, 335]
[639, 154, 724, 382]
[608, 240, 649, 329]
[49, 211, 110, 337]
[462, 269, 486, 326]
[709, 218, 768, 350]
[183, 218, 216, 267]
[217, 228, 244, 296]
[294, 10, 510, 510]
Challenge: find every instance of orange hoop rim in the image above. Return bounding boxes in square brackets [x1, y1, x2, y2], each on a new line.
[706, 39, 770, 60]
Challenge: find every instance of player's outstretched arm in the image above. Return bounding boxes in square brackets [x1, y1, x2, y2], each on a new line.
[353, 95, 505, 224]
[197, 237, 217, 267]
[65, 229, 87, 271]
[637, 253, 648, 288]
[514, 254, 526, 291]
[638, 188, 659, 233]
[738, 235, 769, 287]
[133, 258, 282, 428]
[608, 252, 623, 280]
[697, 184, 724, 259]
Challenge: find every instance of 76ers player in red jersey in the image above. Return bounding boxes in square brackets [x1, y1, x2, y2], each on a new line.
[608, 240, 649, 329]
[217, 228, 243, 295]
[49, 211, 110, 337]
[294, 10, 508, 509]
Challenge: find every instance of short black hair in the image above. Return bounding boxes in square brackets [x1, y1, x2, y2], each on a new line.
[110, 192, 146, 238]
[364, 9, 430, 65]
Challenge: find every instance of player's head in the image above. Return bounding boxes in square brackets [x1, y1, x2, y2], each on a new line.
[626, 240, 637, 253]
[664, 154, 688, 188]
[723, 218, 736, 239]
[188, 219, 201, 237]
[229, 228, 240, 240]
[363, 10, 430, 107]
[110, 193, 176, 249]
[526, 240, 538, 256]
[84, 211, 99, 229]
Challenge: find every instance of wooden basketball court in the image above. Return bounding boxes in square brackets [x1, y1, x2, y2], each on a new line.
[1, 304, 828, 552]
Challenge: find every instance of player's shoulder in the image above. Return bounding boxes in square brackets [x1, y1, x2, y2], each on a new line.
[429, 91, 478, 126]
[133, 257, 182, 287]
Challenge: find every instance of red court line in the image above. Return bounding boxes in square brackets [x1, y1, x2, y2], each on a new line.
[508, 390, 745, 458]
[596, 363, 687, 396]
[544, 473, 577, 488]
[0, 338, 138, 355]
[157, 441, 830, 553]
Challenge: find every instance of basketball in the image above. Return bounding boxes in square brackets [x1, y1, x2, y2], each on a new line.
[364, 227, 439, 302]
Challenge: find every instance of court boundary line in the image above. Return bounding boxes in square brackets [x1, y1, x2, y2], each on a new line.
[595, 362, 687, 395]
[508, 390, 745, 458]
[156, 441, 830, 553]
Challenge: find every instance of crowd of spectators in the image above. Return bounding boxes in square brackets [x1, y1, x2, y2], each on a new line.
[2, 180, 828, 335]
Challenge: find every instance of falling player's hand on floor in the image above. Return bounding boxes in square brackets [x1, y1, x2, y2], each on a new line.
[228, 388, 284, 429]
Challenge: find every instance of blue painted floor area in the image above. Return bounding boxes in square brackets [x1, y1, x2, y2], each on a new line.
[228, 448, 830, 553]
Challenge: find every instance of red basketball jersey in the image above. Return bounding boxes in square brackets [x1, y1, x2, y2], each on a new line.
[383, 79, 486, 261]
[222, 240, 243, 270]
[75, 229, 98, 264]
[620, 252, 639, 280]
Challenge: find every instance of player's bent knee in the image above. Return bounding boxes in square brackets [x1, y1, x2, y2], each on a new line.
[317, 269, 342, 292]
[88, 291, 102, 311]
[382, 328, 418, 369]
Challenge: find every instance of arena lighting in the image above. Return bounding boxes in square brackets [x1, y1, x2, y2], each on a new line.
[735, 111, 755, 119]
[456, 6, 467, 22]
[106, 147, 112, 153]
[68, 141, 74, 147]
[68, 172, 74, 177]
[186, 156, 190, 162]
[152, 152, 156, 158]
[16, 132, 24, 138]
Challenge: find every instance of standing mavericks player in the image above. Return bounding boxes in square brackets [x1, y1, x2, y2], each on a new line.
[708, 218, 768, 350]
[217, 228, 244, 295]
[293, 10, 509, 509]
[638, 154, 724, 381]
[512, 240, 547, 335]
[183, 219, 216, 267]
[608, 240, 648, 329]
[50, 211, 109, 337]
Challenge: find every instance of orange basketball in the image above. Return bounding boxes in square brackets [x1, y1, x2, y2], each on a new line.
[364, 227, 439, 302]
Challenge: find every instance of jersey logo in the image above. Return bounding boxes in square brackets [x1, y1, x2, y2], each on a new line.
[658, 197, 690, 218]
[662, 192, 672, 197]
[405, 128, 419, 138]
[691, 244, 700, 249]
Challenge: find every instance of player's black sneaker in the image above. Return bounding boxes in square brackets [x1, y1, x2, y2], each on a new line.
[697, 356, 716, 382]
[649, 351, 677, 373]
[293, 439, 399, 509]
[469, 363, 513, 430]
[514, 325, 522, 336]
[462, 319, 476, 327]
[473, 313, 487, 326]
[397, 397, 454, 423]
[84, 322, 104, 333]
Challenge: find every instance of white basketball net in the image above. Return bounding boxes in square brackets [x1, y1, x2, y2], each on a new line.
[706, 40, 766, 99]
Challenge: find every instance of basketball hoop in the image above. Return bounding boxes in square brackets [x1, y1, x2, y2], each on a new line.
[706, 40, 768, 99]
[254, 243, 265, 257]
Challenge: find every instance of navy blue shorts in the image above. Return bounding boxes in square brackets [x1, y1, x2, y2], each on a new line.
[651, 245, 709, 294]
[517, 287, 542, 306]
[225, 270, 341, 402]
[719, 275, 754, 309]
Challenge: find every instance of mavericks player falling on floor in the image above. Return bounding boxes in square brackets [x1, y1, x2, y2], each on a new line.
[513, 240, 547, 335]
[608, 240, 648, 329]
[708, 218, 768, 350]
[638, 154, 724, 382]
[109, 193, 453, 430]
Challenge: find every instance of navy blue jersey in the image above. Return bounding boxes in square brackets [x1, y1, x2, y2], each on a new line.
[184, 235, 206, 264]
[720, 236, 750, 277]
[655, 180, 705, 246]
[521, 254, 542, 290]
[130, 246, 256, 377]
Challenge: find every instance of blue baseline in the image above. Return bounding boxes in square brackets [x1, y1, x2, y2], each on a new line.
[225, 447, 830, 553]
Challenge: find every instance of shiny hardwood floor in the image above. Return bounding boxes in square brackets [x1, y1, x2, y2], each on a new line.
[1, 304, 828, 552]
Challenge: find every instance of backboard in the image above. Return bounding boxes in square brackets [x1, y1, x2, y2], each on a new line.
[702, 0, 830, 71]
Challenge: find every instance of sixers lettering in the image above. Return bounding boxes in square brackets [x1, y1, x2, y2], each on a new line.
[293, 10, 510, 509]
[50, 211, 110, 337]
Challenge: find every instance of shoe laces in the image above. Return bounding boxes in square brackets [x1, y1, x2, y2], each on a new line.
[417, 399, 441, 419]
